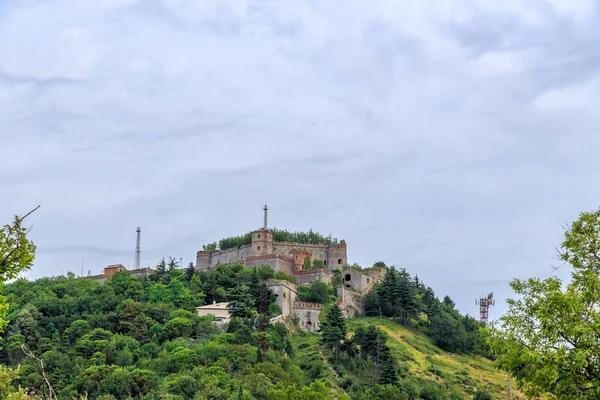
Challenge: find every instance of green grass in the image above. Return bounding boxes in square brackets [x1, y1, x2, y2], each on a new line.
[348, 317, 526, 399]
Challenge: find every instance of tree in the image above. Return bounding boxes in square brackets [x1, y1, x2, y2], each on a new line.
[486, 208, 600, 399]
[1, 209, 37, 338]
[155, 257, 166, 278]
[0, 207, 37, 281]
[303, 257, 312, 271]
[320, 304, 346, 365]
[167, 256, 179, 271]
[396, 268, 417, 326]
[184, 261, 196, 282]
[0, 366, 28, 400]
[431, 311, 466, 352]
[228, 285, 256, 319]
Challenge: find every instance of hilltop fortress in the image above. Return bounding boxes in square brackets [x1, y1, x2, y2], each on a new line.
[90, 205, 384, 331]
[195, 206, 348, 276]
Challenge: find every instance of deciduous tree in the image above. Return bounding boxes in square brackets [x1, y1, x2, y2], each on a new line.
[486, 208, 600, 399]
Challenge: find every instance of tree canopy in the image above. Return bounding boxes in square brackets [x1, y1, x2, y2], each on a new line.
[486, 208, 600, 399]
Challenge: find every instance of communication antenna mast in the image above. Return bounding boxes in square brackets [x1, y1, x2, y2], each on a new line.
[134, 227, 141, 269]
[263, 204, 268, 229]
[476, 292, 495, 325]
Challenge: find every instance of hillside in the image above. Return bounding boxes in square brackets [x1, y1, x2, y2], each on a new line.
[0, 263, 515, 399]
[346, 318, 522, 399]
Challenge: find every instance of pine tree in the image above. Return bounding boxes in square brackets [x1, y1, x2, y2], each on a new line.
[167, 256, 178, 271]
[184, 261, 196, 282]
[377, 267, 398, 317]
[378, 346, 397, 384]
[320, 303, 346, 365]
[422, 286, 438, 323]
[397, 268, 417, 326]
[155, 257, 166, 278]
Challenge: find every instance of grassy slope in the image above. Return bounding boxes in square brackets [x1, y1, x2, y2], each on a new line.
[341, 317, 525, 399]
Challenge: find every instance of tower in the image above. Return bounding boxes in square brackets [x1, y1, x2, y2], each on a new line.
[263, 204, 268, 229]
[134, 227, 141, 269]
[476, 292, 495, 325]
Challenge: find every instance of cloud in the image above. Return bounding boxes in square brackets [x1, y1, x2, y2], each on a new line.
[2, 0, 600, 319]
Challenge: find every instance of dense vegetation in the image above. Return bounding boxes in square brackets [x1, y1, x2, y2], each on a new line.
[203, 228, 339, 251]
[0, 258, 501, 399]
[6, 207, 600, 399]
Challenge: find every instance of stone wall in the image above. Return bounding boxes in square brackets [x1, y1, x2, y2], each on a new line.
[337, 286, 363, 318]
[294, 302, 323, 332]
[245, 256, 294, 275]
[265, 280, 298, 318]
[272, 242, 347, 269]
[296, 269, 332, 286]
[196, 245, 252, 269]
[341, 269, 373, 293]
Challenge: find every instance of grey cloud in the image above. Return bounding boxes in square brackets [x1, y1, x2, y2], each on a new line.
[2, 0, 600, 319]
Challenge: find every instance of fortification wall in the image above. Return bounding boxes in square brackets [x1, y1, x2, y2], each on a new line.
[245, 256, 294, 275]
[337, 287, 363, 318]
[272, 243, 347, 269]
[296, 269, 332, 286]
[294, 302, 323, 332]
[196, 245, 251, 269]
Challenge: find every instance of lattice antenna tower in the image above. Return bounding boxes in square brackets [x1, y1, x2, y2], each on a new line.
[134, 227, 141, 269]
[476, 292, 495, 325]
[263, 204, 268, 229]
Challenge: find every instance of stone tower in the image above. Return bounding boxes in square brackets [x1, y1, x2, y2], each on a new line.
[251, 229, 273, 257]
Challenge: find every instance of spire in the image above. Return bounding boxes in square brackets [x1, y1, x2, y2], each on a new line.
[263, 204, 268, 230]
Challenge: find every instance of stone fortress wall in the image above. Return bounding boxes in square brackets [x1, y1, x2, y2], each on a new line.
[196, 226, 347, 275]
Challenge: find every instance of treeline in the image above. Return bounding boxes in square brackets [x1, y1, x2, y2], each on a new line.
[0, 263, 313, 399]
[203, 228, 339, 251]
[0, 259, 494, 399]
[364, 267, 488, 355]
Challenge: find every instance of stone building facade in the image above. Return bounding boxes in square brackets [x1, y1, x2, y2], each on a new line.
[196, 228, 347, 275]
[265, 280, 324, 332]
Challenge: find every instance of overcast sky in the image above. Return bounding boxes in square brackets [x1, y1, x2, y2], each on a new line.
[2, 0, 600, 320]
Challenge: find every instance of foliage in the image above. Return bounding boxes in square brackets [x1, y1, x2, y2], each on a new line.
[0, 231, 498, 400]
[0, 212, 37, 283]
[297, 280, 332, 304]
[367, 267, 487, 356]
[486, 208, 600, 399]
[0, 366, 27, 400]
[320, 304, 346, 365]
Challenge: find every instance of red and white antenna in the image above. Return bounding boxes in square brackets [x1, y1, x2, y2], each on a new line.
[476, 292, 495, 325]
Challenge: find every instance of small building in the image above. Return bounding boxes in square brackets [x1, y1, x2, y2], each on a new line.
[341, 268, 374, 293]
[196, 301, 231, 326]
[86, 264, 154, 283]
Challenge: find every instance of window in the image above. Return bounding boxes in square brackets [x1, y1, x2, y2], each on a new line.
[257, 246, 261, 250]
[258, 234, 261, 238]
[367, 278, 370, 283]
[345, 274, 351, 281]
[338, 259, 342, 264]
[324, 260, 328, 265]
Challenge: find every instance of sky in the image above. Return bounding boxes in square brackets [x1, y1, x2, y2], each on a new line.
[2, 0, 600, 320]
